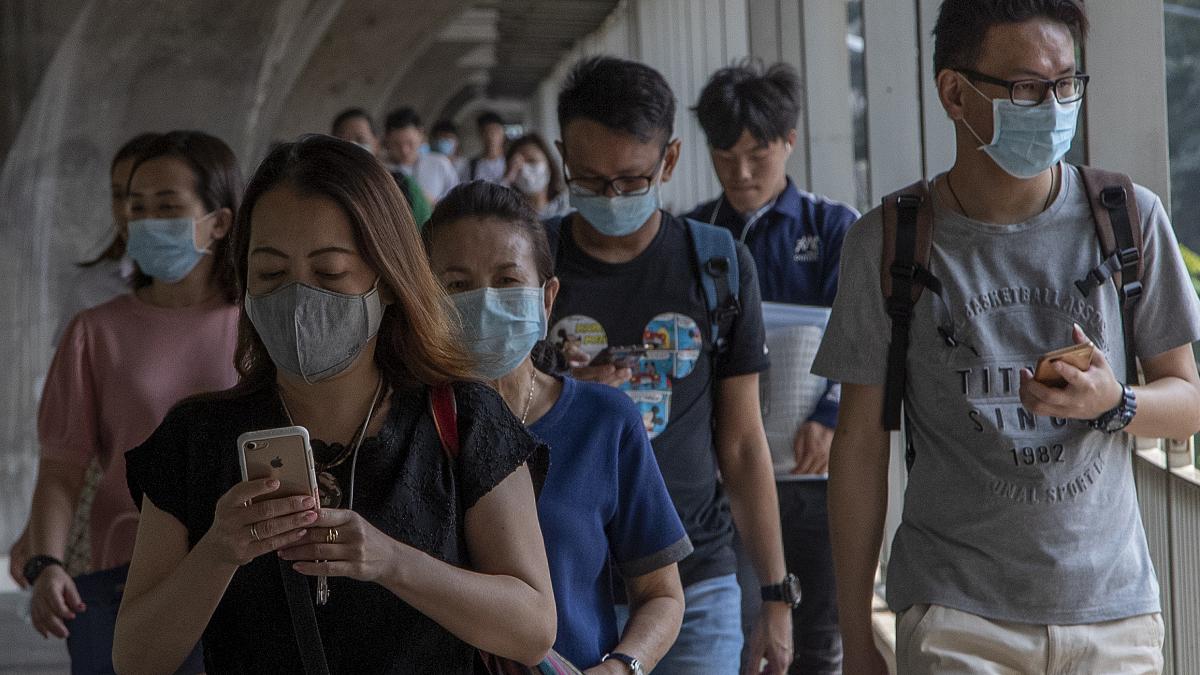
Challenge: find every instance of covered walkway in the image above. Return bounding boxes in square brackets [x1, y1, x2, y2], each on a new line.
[2, 1, 1199, 672]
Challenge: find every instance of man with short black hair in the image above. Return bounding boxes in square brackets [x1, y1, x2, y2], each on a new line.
[547, 55, 794, 675]
[814, 2, 1200, 672]
[330, 107, 379, 154]
[689, 60, 857, 675]
[382, 107, 459, 202]
[331, 108, 431, 225]
[468, 110, 508, 183]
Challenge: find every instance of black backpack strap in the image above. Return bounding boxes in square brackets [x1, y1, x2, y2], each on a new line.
[1077, 166, 1143, 385]
[469, 157, 480, 181]
[278, 558, 330, 675]
[880, 181, 933, 431]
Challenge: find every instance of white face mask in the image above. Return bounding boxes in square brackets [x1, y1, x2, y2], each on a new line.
[514, 161, 551, 195]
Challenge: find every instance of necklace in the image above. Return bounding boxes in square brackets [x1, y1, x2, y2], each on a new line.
[520, 368, 537, 425]
[279, 376, 385, 510]
[945, 163, 1057, 221]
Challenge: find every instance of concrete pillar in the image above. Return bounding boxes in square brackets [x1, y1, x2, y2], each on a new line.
[0, 0, 340, 547]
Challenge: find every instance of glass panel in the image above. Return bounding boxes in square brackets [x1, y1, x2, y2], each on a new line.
[848, 0, 870, 213]
[1163, 2, 1200, 468]
[1165, 2, 1200, 252]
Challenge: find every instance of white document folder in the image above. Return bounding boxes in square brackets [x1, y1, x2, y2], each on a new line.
[760, 302, 831, 480]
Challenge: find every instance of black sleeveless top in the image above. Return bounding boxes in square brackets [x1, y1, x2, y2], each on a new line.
[126, 380, 547, 674]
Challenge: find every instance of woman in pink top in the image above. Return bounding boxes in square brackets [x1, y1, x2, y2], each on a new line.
[23, 130, 242, 673]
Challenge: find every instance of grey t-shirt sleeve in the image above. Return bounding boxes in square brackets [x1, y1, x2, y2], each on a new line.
[1129, 186, 1200, 359]
[811, 208, 891, 385]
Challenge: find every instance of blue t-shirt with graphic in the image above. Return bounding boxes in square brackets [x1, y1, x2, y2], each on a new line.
[530, 376, 692, 667]
[549, 211, 769, 587]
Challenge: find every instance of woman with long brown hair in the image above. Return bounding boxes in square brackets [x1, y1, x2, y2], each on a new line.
[114, 135, 555, 674]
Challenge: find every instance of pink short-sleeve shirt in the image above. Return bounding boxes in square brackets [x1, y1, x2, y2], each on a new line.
[38, 292, 240, 570]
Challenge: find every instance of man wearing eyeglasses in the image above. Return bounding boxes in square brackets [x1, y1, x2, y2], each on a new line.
[812, 1, 1200, 674]
[546, 56, 794, 675]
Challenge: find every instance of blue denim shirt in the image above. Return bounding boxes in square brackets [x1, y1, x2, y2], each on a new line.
[687, 178, 858, 428]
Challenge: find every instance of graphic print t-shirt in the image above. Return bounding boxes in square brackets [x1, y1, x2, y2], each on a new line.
[550, 211, 769, 586]
[812, 166, 1200, 624]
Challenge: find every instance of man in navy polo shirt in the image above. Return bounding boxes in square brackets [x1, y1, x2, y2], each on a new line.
[687, 60, 858, 674]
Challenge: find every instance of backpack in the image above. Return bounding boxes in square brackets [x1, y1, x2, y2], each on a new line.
[544, 214, 742, 354]
[880, 166, 1144, 432]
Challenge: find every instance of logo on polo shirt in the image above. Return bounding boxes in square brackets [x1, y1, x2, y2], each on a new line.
[794, 235, 821, 263]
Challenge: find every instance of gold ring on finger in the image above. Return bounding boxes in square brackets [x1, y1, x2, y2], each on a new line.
[326, 528, 339, 544]
[250, 524, 261, 542]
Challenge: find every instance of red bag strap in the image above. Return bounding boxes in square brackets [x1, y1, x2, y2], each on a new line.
[430, 384, 460, 459]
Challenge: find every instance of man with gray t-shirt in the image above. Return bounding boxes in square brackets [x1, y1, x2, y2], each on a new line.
[814, 2, 1200, 673]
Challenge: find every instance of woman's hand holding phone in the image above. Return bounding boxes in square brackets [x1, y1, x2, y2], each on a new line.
[195, 479, 318, 568]
[1019, 324, 1124, 421]
[280, 508, 399, 584]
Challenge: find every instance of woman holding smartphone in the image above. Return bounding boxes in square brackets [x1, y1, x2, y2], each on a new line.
[115, 136, 555, 674]
[26, 130, 241, 672]
[425, 181, 689, 674]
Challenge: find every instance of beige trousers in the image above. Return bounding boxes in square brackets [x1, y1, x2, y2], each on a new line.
[895, 603, 1164, 675]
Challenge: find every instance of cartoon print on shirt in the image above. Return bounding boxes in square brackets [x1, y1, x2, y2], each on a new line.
[552, 312, 703, 439]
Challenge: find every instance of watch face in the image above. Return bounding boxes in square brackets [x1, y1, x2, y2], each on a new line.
[785, 574, 802, 606]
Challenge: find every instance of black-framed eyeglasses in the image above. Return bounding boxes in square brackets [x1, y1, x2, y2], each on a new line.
[564, 150, 666, 197]
[957, 69, 1090, 107]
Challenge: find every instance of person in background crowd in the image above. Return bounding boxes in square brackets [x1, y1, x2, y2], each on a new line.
[502, 133, 570, 219]
[114, 135, 555, 675]
[688, 60, 858, 675]
[331, 107, 431, 227]
[815, 1, 1200, 672]
[24, 130, 243, 673]
[547, 55, 794, 675]
[431, 119, 469, 181]
[467, 111, 508, 183]
[426, 180, 689, 672]
[382, 107, 460, 204]
[8, 132, 162, 590]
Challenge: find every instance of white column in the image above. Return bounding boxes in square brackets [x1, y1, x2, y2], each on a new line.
[1082, 0, 1171, 204]
[862, 0, 924, 201]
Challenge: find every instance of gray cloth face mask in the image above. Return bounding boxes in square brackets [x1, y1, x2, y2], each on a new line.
[245, 281, 385, 383]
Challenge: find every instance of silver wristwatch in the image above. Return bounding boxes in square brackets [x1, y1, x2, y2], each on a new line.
[602, 652, 644, 675]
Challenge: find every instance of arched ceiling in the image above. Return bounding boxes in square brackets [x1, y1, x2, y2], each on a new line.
[271, 0, 619, 141]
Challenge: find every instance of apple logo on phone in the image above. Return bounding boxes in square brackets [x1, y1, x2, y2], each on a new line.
[270, 456, 284, 469]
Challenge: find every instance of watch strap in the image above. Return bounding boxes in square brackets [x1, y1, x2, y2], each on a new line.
[22, 554, 64, 585]
[1090, 384, 1136, 433]
[761, 573, 802, 608]
[602, 652, 642, 674]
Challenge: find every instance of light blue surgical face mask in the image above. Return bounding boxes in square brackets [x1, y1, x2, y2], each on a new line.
[432, 138, 457, 156]
[570, 182, 662, 237]
[960, 74, 1080, 179]
[451, 286, 547, 380]
[126, 213, 214, 282]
